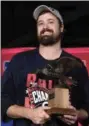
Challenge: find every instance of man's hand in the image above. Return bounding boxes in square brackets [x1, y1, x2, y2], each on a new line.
[25, 106, 50, 124]
[60, 114, 78, 125]
[59, 105, 78, 125]
[6, 105, 50, 124]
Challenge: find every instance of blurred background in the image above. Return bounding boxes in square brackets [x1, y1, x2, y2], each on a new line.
[1, 1, 89, 48]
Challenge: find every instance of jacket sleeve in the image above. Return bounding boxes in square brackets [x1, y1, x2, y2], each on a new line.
[83, 78, 89, 124]
[1, 57, 17, 122]
[78, 63, 89, 114]
[72, 61, 89, 123]
[79, 77, 89, 125]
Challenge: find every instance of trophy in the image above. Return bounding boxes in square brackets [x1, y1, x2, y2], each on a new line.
[36, 56, 82, 116]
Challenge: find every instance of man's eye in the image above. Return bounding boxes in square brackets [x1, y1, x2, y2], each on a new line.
[49, 21, 54, 24]
[38, 22, 43, 26]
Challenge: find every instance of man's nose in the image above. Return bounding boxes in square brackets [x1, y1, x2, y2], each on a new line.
[43, 23, 48, 29]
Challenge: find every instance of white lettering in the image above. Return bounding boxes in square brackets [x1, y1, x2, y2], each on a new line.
[32, 90, 49, 104]
[42, 101, 48, 107]
[37, 91, 43, 102]
[32, 91, 38, 103]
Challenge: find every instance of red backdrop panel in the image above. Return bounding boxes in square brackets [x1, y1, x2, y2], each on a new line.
[1, 47, 89, 75]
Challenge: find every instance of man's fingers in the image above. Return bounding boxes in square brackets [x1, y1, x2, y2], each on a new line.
[43, 106, 51, 110]
[43, 106, 51, 117]
[61, 117, 76, 125]
[64, 115, 77, 120]
[67, 105, 76, 110]
[38, 106, 50, 119]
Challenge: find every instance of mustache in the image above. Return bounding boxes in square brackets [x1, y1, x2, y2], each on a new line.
[40, 28, 53, 35]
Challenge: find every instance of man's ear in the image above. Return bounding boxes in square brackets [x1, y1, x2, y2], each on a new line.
[60, 24, 64, 33]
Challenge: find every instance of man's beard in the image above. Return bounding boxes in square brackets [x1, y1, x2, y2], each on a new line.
[38, 34, 61, 46]
[38, 29, 61, 46]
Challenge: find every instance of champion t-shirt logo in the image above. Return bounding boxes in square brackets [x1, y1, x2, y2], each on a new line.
[26, 85, 49, 108]
[25, 73, 53, 108]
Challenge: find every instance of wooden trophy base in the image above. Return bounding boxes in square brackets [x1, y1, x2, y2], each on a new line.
[47, 88, 77, 116]
[46, 107, 77, 116]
